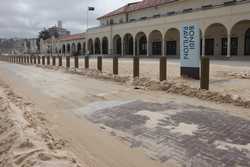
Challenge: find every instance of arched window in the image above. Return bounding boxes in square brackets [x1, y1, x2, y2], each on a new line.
[245, 28, 250, 55]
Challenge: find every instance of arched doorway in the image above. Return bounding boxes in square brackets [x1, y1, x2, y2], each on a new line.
[67, 44, 71, 53]
[113, 35, 122, 55]
[123, 33, 133, 56]
[77, 43, 82, 55]
[87, 39, 93, 55]
[94, 38, 101, 54]
[231, 20, 250, 56]
[149, 30, 162, 56]
[135, 32, 147, 56]
[245, 28, 250, 55]
[165, 28, 180, 57]
[71, 43, 76, 55]
[102, 37, 109, 55]
[205, 23, 228, 56]
[83, 42, 86, 55]
[62, 44, 66, 54]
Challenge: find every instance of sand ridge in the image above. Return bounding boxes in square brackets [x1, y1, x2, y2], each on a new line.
[34, 63, 250, 109]
[0, 81, 82, 167]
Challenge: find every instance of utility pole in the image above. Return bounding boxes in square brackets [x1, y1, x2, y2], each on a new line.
[86, 6, 95, 55]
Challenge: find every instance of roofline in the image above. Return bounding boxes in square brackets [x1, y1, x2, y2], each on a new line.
[58, 33, 86, 42]
[97, 0, 178, 20]
[97, 1, 141, 20]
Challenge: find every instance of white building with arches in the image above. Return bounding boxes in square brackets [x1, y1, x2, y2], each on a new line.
[86, 0, 250, 58]
[41, 33, 86, 56]
[42, 0, 250, 59]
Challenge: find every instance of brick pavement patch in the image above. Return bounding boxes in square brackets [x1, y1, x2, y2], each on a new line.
[85, 100, 250, 167]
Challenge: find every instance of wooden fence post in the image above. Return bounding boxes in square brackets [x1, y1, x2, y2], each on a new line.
[47, 55, 50, 65]
[85, 56, 89, 69]
[97, 56, 102, 72]
[200, 56, 210, 90]
[159, 56, 167, 81]
[52, 56, 56, 66]
[75, 56, 79, 68]
[113, 56, 118, 75]
[66, 55, 70, 68]
[133, 56, 139, 78]
[58, 56, 62, 66]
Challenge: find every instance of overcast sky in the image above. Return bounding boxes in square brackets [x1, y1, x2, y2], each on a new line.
[0, 0, 138, 38]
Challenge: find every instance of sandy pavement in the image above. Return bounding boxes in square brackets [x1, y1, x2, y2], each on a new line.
[1, 61, 250, 166]
[75, 58, 250, 101]
[0, 80, 81, 166]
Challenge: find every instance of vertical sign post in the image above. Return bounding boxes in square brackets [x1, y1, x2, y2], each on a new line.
[180, 23, 200, 79]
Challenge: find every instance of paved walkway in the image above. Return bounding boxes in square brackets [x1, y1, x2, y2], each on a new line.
[0, 62, 250, 167]
[85, 100, 250, 167]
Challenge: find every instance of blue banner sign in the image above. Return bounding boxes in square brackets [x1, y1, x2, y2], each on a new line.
[180, 23, 200, 79]
[181, 23, 200, 67]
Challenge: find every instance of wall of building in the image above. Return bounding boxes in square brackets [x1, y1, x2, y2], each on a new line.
[100, 0, 234, 26]
[87, 0, 250, 57]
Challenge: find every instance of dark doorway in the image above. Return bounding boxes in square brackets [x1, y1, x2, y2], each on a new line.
[205, 39, 214, 56]
[139, 36, 147, 55]
[221, 38, 227, 56]
[231, 37, 238, 56]
[245, 28, 250, 55]
[124, 34, 133, 55]
[116, 38, 122, 55]
[102, 37, 108, 54]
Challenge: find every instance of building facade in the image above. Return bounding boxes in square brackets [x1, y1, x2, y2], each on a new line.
[41, 33, 86, 55]
[42, 0, 250, 58]
[24, 38, 38, 54]
[86, 0, 250, 58]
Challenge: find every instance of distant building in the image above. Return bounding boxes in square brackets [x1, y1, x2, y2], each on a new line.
[47, 21, 70, 38]
[24, 38, 39, 54]
[0, 38, 26, 54]
[40, 33, 86, 55]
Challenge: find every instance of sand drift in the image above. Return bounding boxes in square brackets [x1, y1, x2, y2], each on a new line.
[0, 82, 81, 167]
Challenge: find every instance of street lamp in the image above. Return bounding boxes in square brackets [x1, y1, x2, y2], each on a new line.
[86, 6, 95, 55]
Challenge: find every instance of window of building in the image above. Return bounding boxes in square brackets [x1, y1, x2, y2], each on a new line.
[152, 42, 162, 55]
[221, 37, 238, 56]
[183, 8, 193, 13]
[223, 0, 236, 6]
[119, 18, 123, 23]
[201, 4, 213, 10]
[110, 19, 114, 25]
[140, 17, 147, 20]
[166, 41, 177, 55]
[153, 14, 160, 18]
[167, 11, 176, 16]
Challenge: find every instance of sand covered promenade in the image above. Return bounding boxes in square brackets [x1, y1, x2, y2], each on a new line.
[0, 60, 250, 166]
[0, 79, 82, 166]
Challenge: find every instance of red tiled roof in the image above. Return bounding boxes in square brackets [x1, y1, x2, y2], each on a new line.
[98, 0, 178, 19]
[60, 33, 85, 41]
